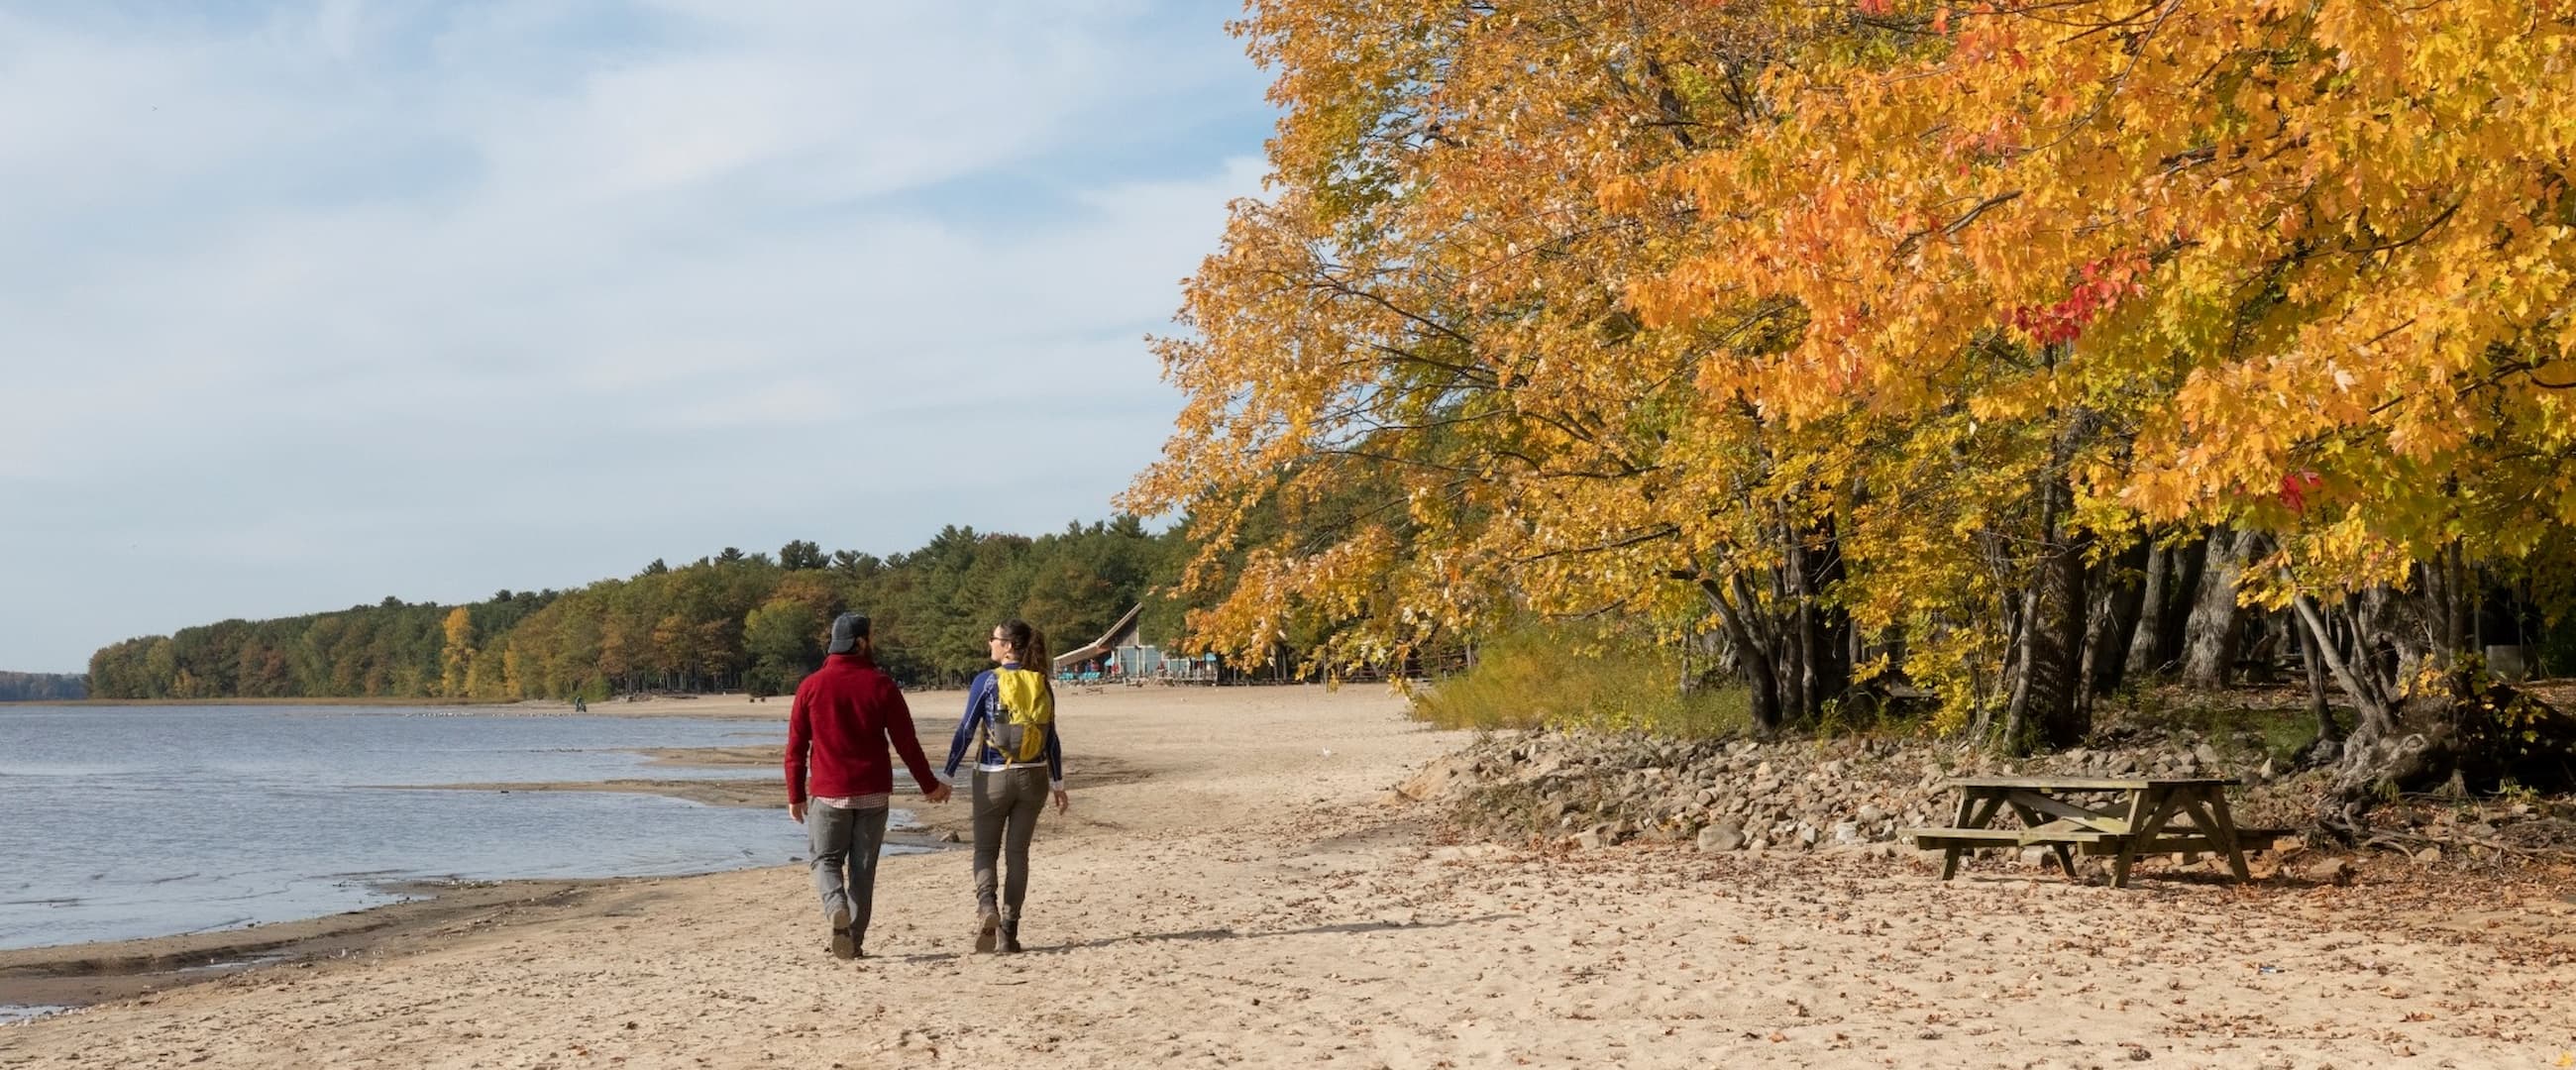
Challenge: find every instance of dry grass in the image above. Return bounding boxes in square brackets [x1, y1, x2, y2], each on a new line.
[1407, 623, 1752, 739]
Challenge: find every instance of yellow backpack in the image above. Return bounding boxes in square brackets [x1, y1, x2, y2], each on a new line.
[984, 668, 1056, 764]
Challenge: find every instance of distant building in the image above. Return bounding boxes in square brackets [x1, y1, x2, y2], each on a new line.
[1051, 604, 1217, 685]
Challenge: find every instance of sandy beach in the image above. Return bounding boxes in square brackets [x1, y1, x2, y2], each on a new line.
[5, 684, 2574, 1068]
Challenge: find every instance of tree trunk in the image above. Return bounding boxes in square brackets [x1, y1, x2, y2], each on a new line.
[2292, 589, 2409, 835]
[2443, 546, 2473, 657]
[1778, 559, 1810, 727]
[2012, 529, 2093, 751]
[2123, 541, 2170, 678]
[1682, 628, 1734, 695]
[2076, 561, 2112, 717]
[2292, 593, 2397, 740]
[2000, 414, 2096, 753]
[2295, 613, 2341, 748]
[2418, 547, 2474, 671]
[1701, 576, 1782, 735]
[2090, 538, 2151, 699]
[2147, 531, 2209, 674]
[1995, 582, 2040, 744]
[2180, 527, 2256, 690]
[2358, 584, 2435, 689]
[1798, 517, 1853, 718]
[2272, 569, 2564, 837]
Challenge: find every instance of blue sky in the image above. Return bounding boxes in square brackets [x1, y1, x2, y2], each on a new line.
[0, 1, 1274, 673]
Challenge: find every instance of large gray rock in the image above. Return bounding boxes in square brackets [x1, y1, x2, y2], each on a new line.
[1696, 821, 1745, 853]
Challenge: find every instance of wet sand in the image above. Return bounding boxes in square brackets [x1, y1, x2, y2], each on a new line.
[361, 737, 792, 809]
[0, 878, 610, 1014]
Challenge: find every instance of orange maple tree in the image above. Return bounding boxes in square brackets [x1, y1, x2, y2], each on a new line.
[1132, 0, 2576, 753]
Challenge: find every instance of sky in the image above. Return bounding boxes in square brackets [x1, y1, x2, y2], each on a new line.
[0, 0, 1276, 674]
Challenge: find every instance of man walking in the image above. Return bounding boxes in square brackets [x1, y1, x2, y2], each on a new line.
[786, 612, 949, 959]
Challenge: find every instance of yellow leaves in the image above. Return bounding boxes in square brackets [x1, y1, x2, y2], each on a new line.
[1596, 173, 1650, 216]
[2255, 508, 2408, 604]
[439, 606, 477, 699]
[1137, 0, 2576, 678]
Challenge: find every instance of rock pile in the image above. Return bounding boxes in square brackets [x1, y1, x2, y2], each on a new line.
[1402, 727, 2328, 854]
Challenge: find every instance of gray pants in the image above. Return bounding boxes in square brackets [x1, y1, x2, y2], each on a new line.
[808, 803, 891, 941]
[972, 767, 1048, 921]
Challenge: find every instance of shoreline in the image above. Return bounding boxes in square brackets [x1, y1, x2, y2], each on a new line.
[0, 877, 613, 1015]
[39, 696, 535, 707]
[39, 687, 968, 716]
[355, 739, 796, 810]
[0, 728, 1153, 1017]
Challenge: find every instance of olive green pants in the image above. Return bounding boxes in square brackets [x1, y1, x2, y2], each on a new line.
[971, 767, 1048, 921]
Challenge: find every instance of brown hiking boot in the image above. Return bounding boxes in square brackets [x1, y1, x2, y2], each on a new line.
[828, 906, 855, 961]
[998, 918, 1022, 954]
[975, 909, 1000, 953]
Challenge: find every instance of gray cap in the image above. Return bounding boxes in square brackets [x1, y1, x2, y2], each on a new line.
[826, 612, 871, 654]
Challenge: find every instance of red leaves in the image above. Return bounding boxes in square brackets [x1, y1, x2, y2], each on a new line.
[2279, 471, 2324, 512]
[2007, 251, 2149, 347]
[1857, 0, 1895, 15]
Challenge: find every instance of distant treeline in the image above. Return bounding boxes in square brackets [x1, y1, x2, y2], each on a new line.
[87, 519, 1189, 700]
[0, 672, 86, 701]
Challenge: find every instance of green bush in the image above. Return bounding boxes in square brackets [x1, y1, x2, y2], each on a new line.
[2539, 613, 2576, 678]
[1408, 623, 1751, 739]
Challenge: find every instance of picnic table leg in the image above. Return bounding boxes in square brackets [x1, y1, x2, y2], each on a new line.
[2110, 787, 2174, 890]
[2003, 800, 2079, 878]
[1941, 790, 1977, 879]
[1940, 789, 2006, 881]
[2189, 788, 2254, 882]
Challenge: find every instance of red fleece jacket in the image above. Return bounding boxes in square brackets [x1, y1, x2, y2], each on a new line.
[785, 653, 938, 803]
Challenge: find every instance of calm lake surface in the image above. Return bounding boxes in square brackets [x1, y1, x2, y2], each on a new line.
[0, 704, 898, 952]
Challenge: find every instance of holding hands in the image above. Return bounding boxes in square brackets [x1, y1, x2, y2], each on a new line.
[923, 782, 953, 804]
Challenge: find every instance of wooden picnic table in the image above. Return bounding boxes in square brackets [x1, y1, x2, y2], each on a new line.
[1903, 775, 2266, 888]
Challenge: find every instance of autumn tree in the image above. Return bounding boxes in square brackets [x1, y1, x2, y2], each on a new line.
[1613, 0, 2576, 779]
[1136, 0, 2576, 774]
[1127, 0, 1878, 731]
[439, 606, 476, 698]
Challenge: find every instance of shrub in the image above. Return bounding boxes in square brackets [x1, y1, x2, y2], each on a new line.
[1407, 622, 1750, 739]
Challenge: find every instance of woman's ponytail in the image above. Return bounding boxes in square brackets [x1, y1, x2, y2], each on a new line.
[999, 618, 1048, 673]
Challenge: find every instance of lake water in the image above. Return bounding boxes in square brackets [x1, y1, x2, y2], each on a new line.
[0, 703, 911, 954]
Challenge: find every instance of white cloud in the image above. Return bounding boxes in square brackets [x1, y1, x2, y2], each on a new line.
[0, 0, 1272, 671]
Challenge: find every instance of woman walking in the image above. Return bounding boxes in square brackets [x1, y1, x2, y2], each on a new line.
[786, 611, 950, 960]
[943, 618, 1068, 953]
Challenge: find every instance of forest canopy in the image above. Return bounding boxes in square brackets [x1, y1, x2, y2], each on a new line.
[86, 521, 1186, 700]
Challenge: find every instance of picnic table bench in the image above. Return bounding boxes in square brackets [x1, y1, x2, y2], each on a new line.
[1902, 776, 2289, 888]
